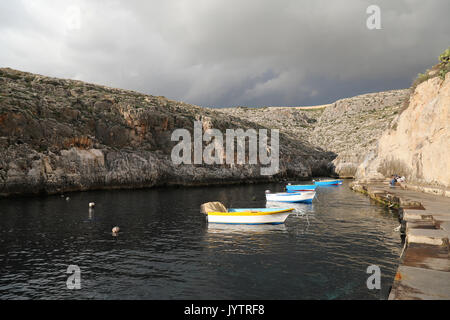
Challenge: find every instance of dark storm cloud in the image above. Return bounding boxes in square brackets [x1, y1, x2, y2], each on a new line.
[1, 0, 449, 107]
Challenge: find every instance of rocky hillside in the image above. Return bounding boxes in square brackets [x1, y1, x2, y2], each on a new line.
[1, 62, 431, 198]
[216, 105, 329, 143]
[0, 68, 334, 197]
[218, 90, 410, 177]
[355, 70, 450, 188]
[310, 90, 409, 177]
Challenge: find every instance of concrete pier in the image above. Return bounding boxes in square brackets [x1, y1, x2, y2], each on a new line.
[350, 181, 450, 300]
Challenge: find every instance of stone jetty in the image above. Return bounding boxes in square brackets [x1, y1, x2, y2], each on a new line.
[351, 181, 450, 300]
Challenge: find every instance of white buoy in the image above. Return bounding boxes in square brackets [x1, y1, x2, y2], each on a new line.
[112, 226, 120, 233]
[89, 202, 95, 208]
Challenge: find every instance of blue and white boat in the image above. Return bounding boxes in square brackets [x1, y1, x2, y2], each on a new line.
[314, 179, 343, 186]
[286, 184, 316, 192]
[266, 191, 316, 203]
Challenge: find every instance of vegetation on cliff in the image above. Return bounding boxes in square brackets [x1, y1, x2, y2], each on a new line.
[413, 46, 450, 90]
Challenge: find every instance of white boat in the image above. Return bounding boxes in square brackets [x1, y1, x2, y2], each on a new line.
[265, 191, 316, 203]
[200, 202, 294, 225]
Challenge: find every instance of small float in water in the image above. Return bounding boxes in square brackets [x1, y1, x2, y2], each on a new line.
[200, 202, 294, 225]
[286, 184, 316, 192]
[313, 179, 343, 186]
[265, 190, 316, 203]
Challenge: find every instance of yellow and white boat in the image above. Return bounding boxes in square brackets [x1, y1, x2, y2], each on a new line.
[200, 202, 294, 225]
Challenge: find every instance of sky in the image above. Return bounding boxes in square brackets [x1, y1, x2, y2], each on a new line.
[1, 0, 449, 107]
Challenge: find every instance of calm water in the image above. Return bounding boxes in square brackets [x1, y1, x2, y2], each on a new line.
[0, 180, 402, 300]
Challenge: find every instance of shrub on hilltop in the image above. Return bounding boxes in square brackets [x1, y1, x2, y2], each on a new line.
[412, 46, 450, 90]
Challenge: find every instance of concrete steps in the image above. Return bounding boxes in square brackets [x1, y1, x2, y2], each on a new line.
[407, 228, 448, 246]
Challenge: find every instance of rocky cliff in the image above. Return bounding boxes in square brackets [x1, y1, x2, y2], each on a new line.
[218, 90, 410, 178]
[355, 72, 450, 188]
[0, 68, 334, 197]
[310, 90, 409, 177]
[2, 64, 430, 197]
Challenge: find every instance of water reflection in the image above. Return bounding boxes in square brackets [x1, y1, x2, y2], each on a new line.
[266, 201, 315, 215]
[88, 208, 94, 221]
[286, 213, 316, 235]
[204, 223, 287, 255]
[207, 223, 287, 234]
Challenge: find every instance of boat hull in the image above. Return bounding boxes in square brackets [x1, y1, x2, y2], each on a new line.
[286, 184, 316, 192]
[207, 208, 293, 225]
[314, 179, 343, 186]
[266, 191, 315, 203]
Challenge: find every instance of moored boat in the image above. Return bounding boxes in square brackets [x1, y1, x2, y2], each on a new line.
[265, 191, 316, 203]
[314, 179, 343, 186]
[200, 202, 294, 225]
[286, 184, 316, 192]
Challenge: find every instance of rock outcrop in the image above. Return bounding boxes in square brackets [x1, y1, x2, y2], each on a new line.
[310, 90, 410, 177]
[218, 90, 410, 178]
[216, 105, 329, 143]
[0, 68, 334, 197]
[355, 72, 450, 188]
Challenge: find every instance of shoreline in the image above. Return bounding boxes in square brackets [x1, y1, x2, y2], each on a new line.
[0, 175, 338, 199]
[350, 181, 450, 300]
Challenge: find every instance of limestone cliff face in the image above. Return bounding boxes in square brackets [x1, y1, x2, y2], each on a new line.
[310, 90, 410, 177]
[355, 73, 450, 187]
[218, 90, 410, 178]
[0, 68, 333, 196]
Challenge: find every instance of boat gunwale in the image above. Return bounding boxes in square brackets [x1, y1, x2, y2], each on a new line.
[207, 208, 294, 216]
[267, 191, 316, 197]
[286, 184, 315, 187]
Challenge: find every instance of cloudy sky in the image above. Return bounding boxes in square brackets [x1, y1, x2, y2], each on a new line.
[1, 0, 449, 107]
